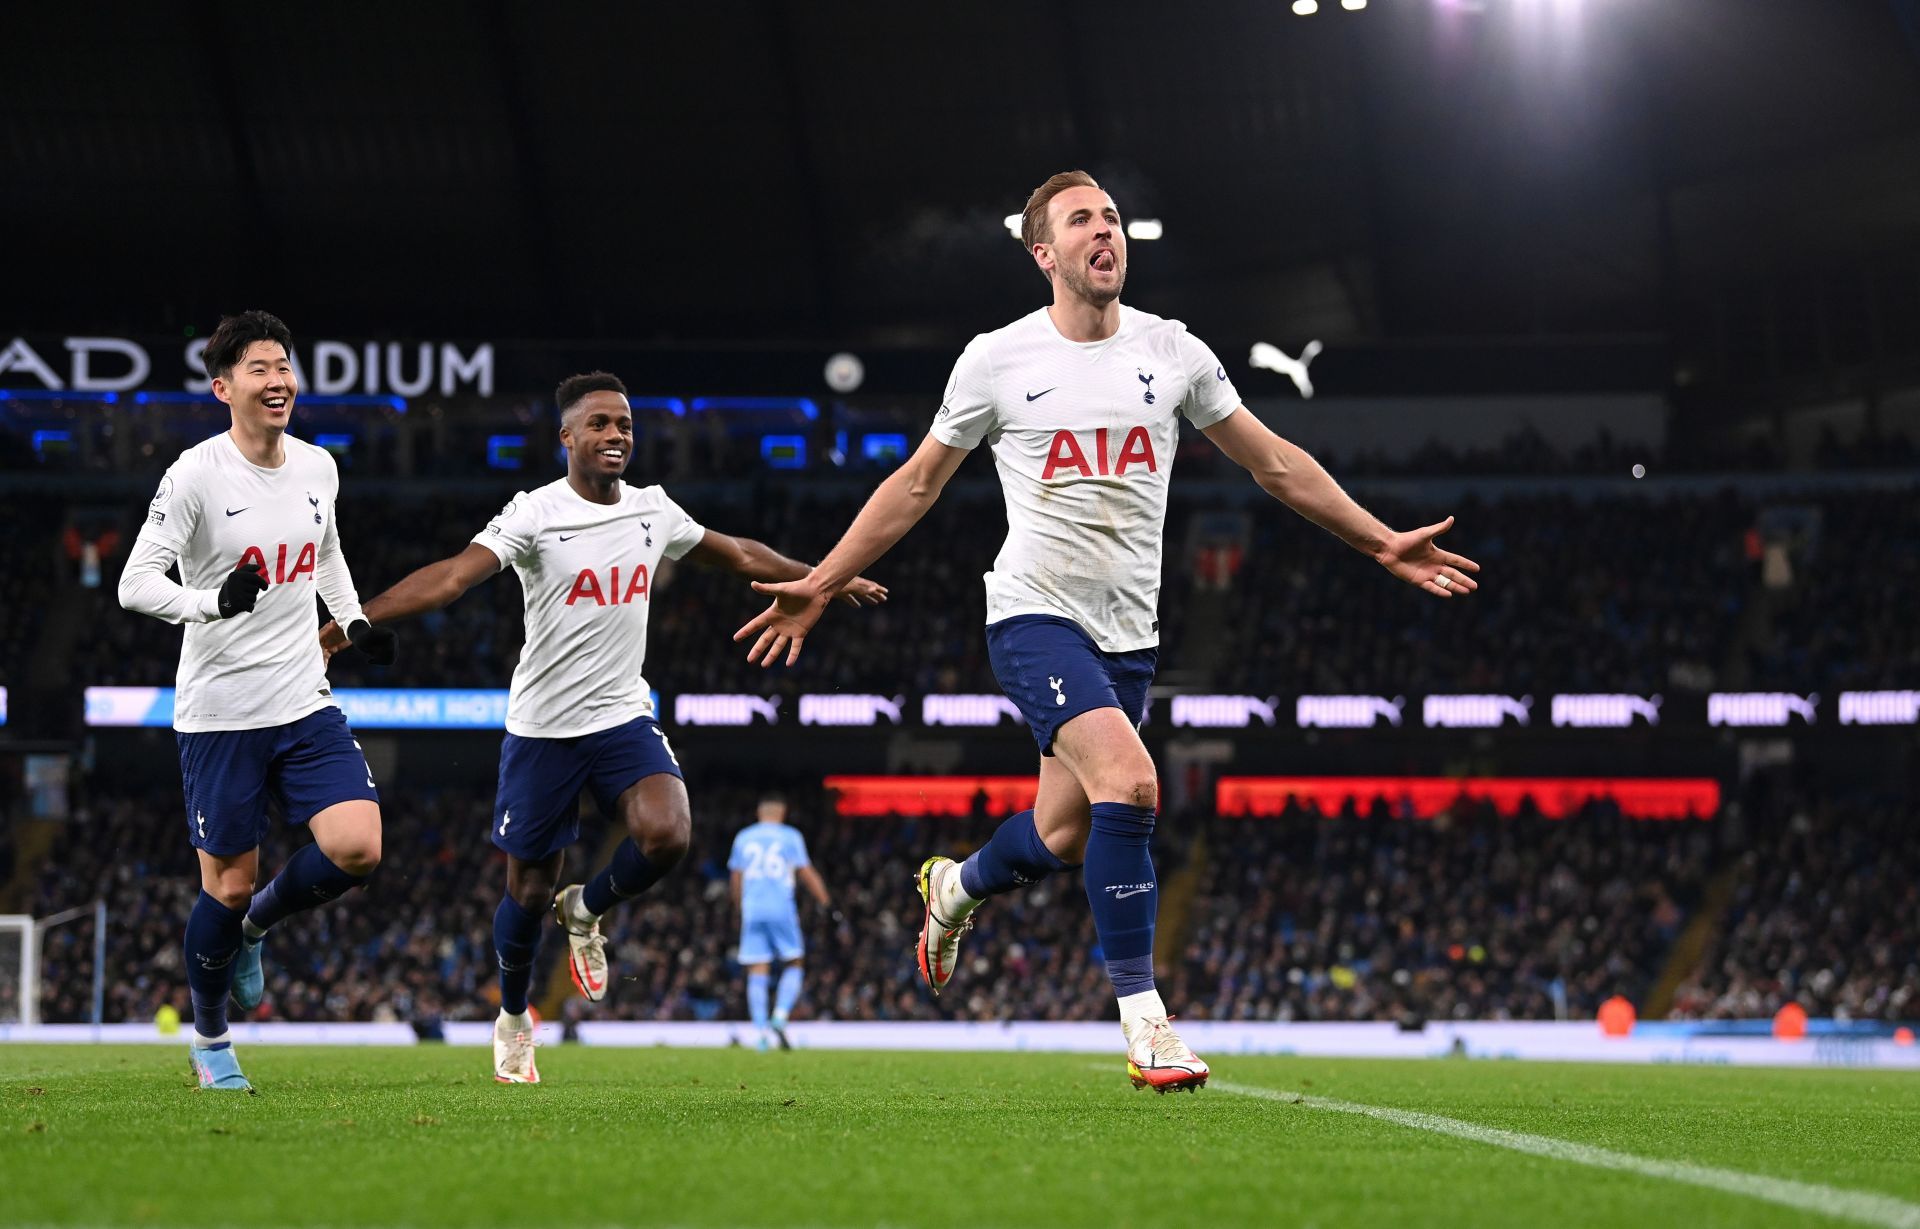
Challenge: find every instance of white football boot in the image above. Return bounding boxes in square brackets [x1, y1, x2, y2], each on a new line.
[493, 1010, 540, 1084]
[1123, 1015, 1209, 1093]
[553, 884, 610, 1002]
[914, 856, 974, 996]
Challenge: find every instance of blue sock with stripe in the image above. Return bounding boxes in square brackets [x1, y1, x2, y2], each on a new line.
[184, 890, 245, 1041]
[958, 809, 1072, 899]
[773, 965, 803, 1023]
[1082, 802, 1158, 996]
[747, 971, 771, 1029]
[493, 896, 543, 1016]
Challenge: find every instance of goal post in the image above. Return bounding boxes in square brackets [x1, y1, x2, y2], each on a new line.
[0, 914, 33, 1027]
[0, 904, 107, 1029]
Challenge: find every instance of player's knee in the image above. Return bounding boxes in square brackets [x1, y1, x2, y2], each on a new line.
[510, 876, 554, 913]
[636, 811, 691, 868]
[208, 882, 252, 912]
[332, 833, 381, 877]
[1099, 771, 1156, 811]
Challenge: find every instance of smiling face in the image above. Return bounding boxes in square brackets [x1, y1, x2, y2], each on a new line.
[211, 340, 297, 433]
[560, 389, 634, 480]
[1034, 185, 1127, 307]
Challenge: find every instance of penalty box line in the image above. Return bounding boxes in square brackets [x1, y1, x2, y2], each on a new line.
[1206, 1078, 1920, 1229]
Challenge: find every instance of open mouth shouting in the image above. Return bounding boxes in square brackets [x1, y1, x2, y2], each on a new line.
[1090, 246, 1118, 274]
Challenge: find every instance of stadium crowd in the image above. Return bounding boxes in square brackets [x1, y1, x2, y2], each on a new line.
[37, 479, 1914, 700]
[27, 776, 1915, 1029]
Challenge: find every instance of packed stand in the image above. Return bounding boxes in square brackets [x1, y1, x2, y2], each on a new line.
[1167, 799, 1718, 1023]
[1666, 794, 1919, 1022]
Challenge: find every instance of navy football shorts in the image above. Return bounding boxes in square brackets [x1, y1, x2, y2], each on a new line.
[491, 714, 683, 860]
[176, 705, 379, 856]
[984, 614, 1157, 756]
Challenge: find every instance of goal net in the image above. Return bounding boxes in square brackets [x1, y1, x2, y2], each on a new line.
[0, 915, 32, 1026]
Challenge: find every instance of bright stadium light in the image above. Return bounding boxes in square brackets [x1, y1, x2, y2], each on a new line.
[1125, 218, 1163, 241]
[1341, 0, 1366, 8]
[1003, 213, 1022, 239]
[1292, 0, 1318, 13]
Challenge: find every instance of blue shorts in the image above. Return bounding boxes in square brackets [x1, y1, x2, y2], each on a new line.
[492, 714, 683, 860]
[986, 615, 1158, 755]
[738, 912, 805, 964]
[176, 706, 379, 857]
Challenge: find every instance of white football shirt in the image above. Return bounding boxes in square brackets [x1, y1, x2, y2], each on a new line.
[473, 478, 706, 738]
[930, 305, 1241, 651]
[120, 433, 367, 732]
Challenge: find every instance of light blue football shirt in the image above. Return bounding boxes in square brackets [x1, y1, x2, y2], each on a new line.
[729, 822, 810, 918]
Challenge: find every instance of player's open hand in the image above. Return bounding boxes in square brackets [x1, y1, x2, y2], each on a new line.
[735, 578, 832, 667]
[1378, 515, 1481, 599]
[836, 575, 888, 608]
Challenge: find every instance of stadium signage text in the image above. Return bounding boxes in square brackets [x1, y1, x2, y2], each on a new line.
[1295, 694, 1406, 729]
[1836, 690, 1920, 726]
[1707, 692, 1817, 728]
[1422, 694, 1533, 729]
[798, 694, 905, 726]
[1170, 695, 1280, 728]
[0, 335, 495, 398]
[1550, 694, 1662, 728]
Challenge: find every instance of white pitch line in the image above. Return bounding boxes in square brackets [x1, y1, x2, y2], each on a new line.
[1210, 1079, 1920, 1229]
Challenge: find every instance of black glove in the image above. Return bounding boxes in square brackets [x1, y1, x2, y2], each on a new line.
[345, 619, 399, 666]
[216, 560, 269, 618]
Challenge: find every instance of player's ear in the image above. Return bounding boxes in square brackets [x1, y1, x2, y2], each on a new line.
[1031, 242, 1054, 278]
[209, 375, 231, 408]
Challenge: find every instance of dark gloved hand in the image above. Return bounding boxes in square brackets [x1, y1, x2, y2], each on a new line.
[345, 619, 399, 666]
[217, 560, 269, 618]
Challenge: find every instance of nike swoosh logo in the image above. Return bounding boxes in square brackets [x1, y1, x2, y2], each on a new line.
[558, 533, 580, 541]
[1114, 886, 1154, 899]
[225, 508, 248, 517]
[1025, 388, 1056, 402]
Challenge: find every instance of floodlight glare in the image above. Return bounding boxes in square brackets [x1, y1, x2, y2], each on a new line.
[1125, 219, 1164, 241]
[1293, 0, 1319, 13]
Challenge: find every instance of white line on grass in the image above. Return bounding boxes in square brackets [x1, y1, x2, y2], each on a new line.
[1210, 1079, 1920, 1229]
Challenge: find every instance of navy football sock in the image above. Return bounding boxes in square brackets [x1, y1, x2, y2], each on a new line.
[493, 895, 543, 1016]
[1083, 802, 1158, 996]
[958, 809, 1072, 899]
[184, 890, 245, 1040]
[246, 843, 368, 935]
[581, 839, 667, 916]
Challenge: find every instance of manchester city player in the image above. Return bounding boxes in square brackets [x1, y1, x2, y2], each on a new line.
[736, 171, 1482, 1092]
[321, 371, 882, 1083]
[728, 792, 835, 1049]
[119, 310, 398, 1092]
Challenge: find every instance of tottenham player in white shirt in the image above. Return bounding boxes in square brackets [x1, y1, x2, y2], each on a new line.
[320, 371, 884, 1083]
[737, 171, 1483, 1093]
[119, 311, 398, 1092]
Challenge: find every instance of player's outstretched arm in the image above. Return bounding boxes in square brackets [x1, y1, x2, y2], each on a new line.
[681, 531, 888, 608]
[733, 434, 970, 666]
[796, 865, 833, 910]
[1202, 407, 1481, 599]
[318, 543, 502, 658]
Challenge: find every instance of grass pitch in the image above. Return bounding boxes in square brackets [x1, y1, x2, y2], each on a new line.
[3, 1045, 1918, 1228]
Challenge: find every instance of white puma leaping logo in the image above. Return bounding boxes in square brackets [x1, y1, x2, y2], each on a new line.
[1047, 676, 1066, 707]
[1249, 340, 1323, 399]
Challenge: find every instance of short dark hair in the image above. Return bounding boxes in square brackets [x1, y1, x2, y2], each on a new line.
[203, 310, 293, 381]
[555, 371, 627, 419]
[1020, 170, 1103, 251]
[758, 790, 787, 807]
